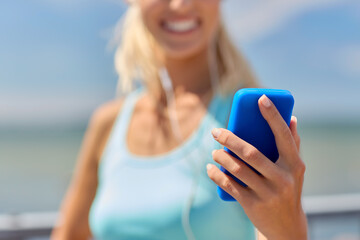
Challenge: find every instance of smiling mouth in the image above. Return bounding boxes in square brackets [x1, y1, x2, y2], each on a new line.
[161, 19, 201, 34]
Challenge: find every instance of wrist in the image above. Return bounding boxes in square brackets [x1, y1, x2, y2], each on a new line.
[266, 209, 308, 240]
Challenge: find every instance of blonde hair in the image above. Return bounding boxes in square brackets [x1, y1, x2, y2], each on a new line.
[114, 3, 258, 97]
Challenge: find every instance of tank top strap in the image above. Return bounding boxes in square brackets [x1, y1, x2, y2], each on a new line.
[98, 88, 144, 177]
[111, 88, 144, 144]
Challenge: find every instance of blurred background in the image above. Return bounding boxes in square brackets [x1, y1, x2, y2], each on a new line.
[1, 0, 359, 239]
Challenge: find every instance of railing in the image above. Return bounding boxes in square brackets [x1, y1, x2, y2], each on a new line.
[0, 212, 56, 240]
[303, 194, 360, 240]
[1, 194, 360, 240]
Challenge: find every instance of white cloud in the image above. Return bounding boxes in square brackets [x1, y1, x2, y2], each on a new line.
[222, 0, 347, 43]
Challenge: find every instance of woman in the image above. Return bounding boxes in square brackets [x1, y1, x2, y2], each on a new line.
[52, 0, 307, 239]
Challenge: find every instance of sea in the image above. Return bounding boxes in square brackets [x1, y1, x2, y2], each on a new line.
[0, 122, 360, 214]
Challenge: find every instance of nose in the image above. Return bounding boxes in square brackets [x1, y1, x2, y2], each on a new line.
[169, 0, 193, 13]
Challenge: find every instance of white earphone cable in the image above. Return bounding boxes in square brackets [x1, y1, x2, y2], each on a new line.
[158, 68, 183, 143]
[157, 38, 219, 239]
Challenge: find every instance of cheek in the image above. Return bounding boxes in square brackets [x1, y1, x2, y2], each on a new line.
[138, 1, 163, 32]
[199, 1, 221, 37]
[197, 0, 221, 41]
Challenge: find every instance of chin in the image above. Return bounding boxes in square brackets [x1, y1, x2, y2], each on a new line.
[161, 40, 208, 60]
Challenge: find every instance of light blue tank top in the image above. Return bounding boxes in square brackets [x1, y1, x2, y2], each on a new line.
[89, 89, 255, 240]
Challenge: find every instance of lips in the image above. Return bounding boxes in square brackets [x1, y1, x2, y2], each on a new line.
[161, 18, 200, 34]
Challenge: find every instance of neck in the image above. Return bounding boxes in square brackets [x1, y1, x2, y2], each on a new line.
[163, 48, 213, 96]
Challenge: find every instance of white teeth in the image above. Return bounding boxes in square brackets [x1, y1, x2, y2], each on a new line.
[165, 19, 198, 32]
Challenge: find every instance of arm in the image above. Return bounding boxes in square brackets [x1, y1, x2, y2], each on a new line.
[51, 100, 123, 240]
[207, 95, 308, 240]
[257, 230, 267, 240]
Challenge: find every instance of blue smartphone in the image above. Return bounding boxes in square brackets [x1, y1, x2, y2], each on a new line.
[217, 88, 295, 201]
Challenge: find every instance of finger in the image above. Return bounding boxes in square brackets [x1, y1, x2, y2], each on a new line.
[258, 95, 298, 162]
[289, 116, 300, 151]
[206, 163, 251, 203]
[211, 128, 279, 179]
[212, 149, 268, 192]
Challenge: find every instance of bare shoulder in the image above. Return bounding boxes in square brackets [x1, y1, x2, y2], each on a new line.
[50, 98, 125, 239]
[90, 98, 124, 130]
[88, 98, 125, 162]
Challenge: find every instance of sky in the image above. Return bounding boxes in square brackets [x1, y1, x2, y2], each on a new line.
[0, 0, 359, 127]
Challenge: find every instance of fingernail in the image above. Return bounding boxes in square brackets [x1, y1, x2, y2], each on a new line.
[293, 116, 298, 124]
[260, 94, 271, 108]
[212, 128, 221, 138]
[206, 164, 213, 171]
[212, 150, 216, 157]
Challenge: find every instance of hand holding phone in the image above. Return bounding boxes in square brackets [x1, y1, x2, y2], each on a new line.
[217, 88, 294, 201]
[206, 89, 308, 239]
